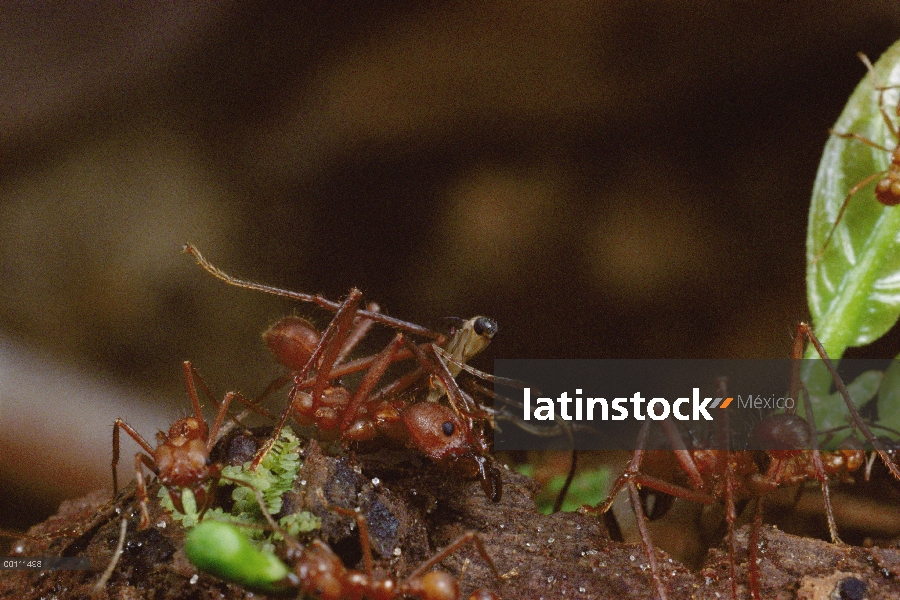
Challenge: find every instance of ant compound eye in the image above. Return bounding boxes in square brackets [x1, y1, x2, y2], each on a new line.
[473, 317, 498, 339]
[441, 421, 455, 436]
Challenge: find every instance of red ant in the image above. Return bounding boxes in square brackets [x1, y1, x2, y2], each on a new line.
[266, 310, 501, 499]
[182, 244, 502, 501]
[586, 323, 900, 600]
[814, 52, 900, 261]
[112, 360, 260, 529]
[244, 484, 503, 600]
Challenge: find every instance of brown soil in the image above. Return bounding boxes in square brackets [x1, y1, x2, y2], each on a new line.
[3, 438, 900, 600]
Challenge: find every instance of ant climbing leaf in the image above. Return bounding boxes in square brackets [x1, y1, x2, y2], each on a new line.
[807, 39, 900, 374]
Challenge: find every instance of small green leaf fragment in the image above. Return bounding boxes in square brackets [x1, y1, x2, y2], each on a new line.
[185, 521, 292, 594]
[278, 511, 321, 538]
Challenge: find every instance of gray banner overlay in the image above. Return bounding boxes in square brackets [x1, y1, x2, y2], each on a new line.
[492, 359, 895, 451]
[1, 557, 91, 570]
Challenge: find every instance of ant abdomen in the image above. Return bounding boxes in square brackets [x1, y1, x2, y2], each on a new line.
[264, 316, 320, 371]
[875, 148, 900, 206]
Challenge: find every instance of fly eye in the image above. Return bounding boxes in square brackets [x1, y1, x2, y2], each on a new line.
[441, 421, 455, 436]
[473, 317, 498, 338]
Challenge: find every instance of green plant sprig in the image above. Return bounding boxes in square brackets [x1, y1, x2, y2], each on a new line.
[159, 426, 320, 541]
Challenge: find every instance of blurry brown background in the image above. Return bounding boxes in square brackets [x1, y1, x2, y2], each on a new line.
[2, 1, 900, 537]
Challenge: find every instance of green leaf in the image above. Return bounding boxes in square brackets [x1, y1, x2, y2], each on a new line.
[806, 369, 882, 440]
[534, 467, 611, 514]
[185, 521, 293, 594]
[807, 40, 900, 368]
[877, 355, 900, 432]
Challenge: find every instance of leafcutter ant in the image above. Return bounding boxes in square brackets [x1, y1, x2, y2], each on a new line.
[185, 485, 503, 600]
[112, 361, 262, 529]
[586, 322, 900, 600]
[182, 244, 502, 501]
[814, 52, 900, 261]
[261, 307, 503, 501]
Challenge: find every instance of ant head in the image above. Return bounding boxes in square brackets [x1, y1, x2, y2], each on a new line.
[264, 316, 320, 371]
[748, 413, 812, 460]
[401, 403, 473, 462]
[168, 416, 209, 441]
[402, 402, 503, 501]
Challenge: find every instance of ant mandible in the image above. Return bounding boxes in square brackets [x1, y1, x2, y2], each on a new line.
[814, 52, 900, 261]
[182, 244, 502, 500]
[112, 360, 261, 529]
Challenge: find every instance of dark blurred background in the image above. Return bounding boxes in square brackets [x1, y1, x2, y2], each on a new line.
[2, 1, 900, 537]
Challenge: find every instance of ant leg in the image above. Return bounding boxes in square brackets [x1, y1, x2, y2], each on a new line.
[181, 361, 207, 422]
[133, 453, 157, 529]
[254, 372, 293, 405]
[747, 501, 763, 600]
[340, 333, 406, 430]
[402, 339, 483, 419]
[590, 422, 714, 517]
[813, 169, 885, 261]
[659, 419, 706, 491]
[206, 391, 238, 450]
[722, 440, 739, 600]
[627, 479, 668, 600]
[858, 52, 900, 139]
[332, 507, 375, 577]
[365, 364, 426, 404]
[798, 323, 900, 481]
[308, 289, 363, 406]
[552, 447, 578, 514]
[405, 531, 501, 582]
[795, 379, 843, 544]
[829, 130, 893, 153]
[335, 302, 380, 365]
[250, 289, 362, 469]
[590, 422, 649, 515]
[432, 347, 523, 392]
[183, 244, 439, 339]
[112, 419, 155, 497]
